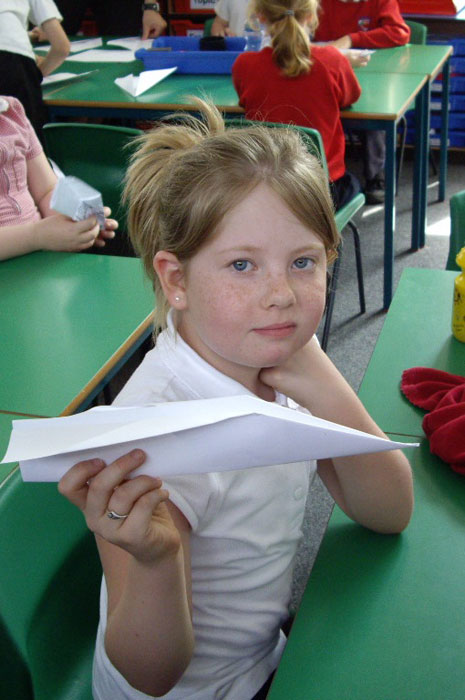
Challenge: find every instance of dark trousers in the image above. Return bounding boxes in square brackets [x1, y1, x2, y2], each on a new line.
[359, 130, 386, 181]
[0, 51, 47, 145]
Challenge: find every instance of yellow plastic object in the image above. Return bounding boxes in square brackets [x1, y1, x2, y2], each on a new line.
[452, 247, 465, 342]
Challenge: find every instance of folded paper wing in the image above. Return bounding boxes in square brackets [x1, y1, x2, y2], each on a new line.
[1, 395, 418, 482]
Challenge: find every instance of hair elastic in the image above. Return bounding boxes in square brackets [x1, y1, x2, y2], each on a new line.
[283, 9, 295, 15]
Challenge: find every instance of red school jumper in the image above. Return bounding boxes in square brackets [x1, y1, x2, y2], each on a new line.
[232, 45, 361, 182]
[314, 0, 410, 48]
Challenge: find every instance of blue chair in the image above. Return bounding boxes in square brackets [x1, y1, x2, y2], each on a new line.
[225, 118, 366, 351]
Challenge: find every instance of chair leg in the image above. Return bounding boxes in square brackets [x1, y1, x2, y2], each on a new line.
[347, 221, 366, 314]
[429, 147, 438, 177]
[321, 249, 341, 352]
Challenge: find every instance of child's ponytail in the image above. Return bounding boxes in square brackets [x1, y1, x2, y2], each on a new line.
[252, 0, 318, 77]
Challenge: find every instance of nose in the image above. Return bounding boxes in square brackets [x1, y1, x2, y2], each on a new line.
[261, 272, 296, 308]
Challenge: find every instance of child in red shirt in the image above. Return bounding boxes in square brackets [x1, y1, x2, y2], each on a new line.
[232, 0, 362, 211]
[314, 0, 411, 203]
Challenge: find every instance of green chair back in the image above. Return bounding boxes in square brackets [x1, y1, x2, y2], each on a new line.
[43, 123, 142, 253]
[448, 190, 465, 272]
[0, 469, 101, 699]
[406, 20, 427, 45]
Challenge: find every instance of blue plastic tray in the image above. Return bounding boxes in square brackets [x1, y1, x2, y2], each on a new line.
[135, 36, 246, 74]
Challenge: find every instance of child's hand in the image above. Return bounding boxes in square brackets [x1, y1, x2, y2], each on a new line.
[29, 25, 47, 43]
[35, 213, 101, 252]
[344, 49, 371, 68]
[93, 206, 118, 248]
[259, 336, 322, 407]
[58, 449, 182, 563]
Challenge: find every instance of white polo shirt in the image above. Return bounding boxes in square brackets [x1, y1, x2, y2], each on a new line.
[0, 0, 62, 60]
[93, 312, 316, 700]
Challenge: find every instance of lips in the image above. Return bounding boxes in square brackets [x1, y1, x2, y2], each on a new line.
[253, 323, 296, 338]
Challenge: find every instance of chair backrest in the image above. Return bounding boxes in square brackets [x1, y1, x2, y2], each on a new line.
[448, 190, 465, 272]
[43, 123, 142, 246]
[0, 468, 101, 700]
[405, 20, 427, 45]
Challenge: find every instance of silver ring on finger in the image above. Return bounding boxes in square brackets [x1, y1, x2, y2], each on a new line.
[107, 510, 129, 520]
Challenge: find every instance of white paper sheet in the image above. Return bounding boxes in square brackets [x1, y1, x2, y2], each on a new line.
[35, 37, 103, 53]
[42, 70, 98, 87]
[107, 37, 153, 52]
[0, 395, 418, 482]
[114, 67, 177, 96]
[65, 49, 138, 63]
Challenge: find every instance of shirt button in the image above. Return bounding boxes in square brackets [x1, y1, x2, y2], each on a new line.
[294, 486, 304, 500]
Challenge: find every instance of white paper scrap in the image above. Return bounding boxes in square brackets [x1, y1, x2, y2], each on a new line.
[114, 67, 177, 97]
[0, 395, 418, 482]
[35, 37, 103, 53]
[42, 70, 97, 87]
[65, 49, 138, 63]
[107, 37, 153, 51]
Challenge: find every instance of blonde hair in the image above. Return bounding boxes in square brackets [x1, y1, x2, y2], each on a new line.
[124, 99, 339, 329]
[251, 0, 319, 77]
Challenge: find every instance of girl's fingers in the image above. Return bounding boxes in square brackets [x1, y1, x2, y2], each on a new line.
[58, 457, 106, 509]
[107, 474, 163, 519]
[85, 449, 147, 516]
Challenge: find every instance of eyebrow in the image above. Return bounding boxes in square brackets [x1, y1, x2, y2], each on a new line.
[218, 244, 325, 255]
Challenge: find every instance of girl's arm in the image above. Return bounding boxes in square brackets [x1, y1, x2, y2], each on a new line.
[0, 153, 117, 260]
[211, 16, 230, 37]
[260, 338, 414, 534]
[36, 18, 70, 77]
[59, 450, 194, 696]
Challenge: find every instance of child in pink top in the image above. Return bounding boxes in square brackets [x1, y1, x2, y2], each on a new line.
[0, 96, 118, 261]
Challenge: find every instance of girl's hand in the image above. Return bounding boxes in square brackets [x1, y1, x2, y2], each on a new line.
[35, 213, 101, 252]
[260, 336, 321, 407]
[344, 49, 371, 68]
[93, 206, 118, 248]
[58, 449, 182, 564]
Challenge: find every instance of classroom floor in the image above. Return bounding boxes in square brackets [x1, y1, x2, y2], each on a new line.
[292, 149, 465, 609]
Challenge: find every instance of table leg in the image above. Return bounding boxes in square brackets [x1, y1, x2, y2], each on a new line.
[438, 58, 450, 203]
[383, 122, 396, 310]
[412, 84, 427, 250]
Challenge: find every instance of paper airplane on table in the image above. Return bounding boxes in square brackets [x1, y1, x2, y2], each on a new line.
[114, 67, 177, 96]
[1, 395, 418, 482]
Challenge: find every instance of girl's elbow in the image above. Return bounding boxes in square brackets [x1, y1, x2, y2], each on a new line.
[141, 639, 195, 697]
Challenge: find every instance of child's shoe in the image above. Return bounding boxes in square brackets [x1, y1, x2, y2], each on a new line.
[364, 175, 385, 205]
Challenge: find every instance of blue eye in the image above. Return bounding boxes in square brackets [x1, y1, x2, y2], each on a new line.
[293, 257, 314, 270]
[232, 260, 251, 272]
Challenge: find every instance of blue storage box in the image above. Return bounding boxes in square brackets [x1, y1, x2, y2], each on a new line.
[135, 36, 246, 74]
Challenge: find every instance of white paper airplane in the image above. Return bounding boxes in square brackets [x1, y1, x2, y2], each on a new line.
[1, 395, 418, 482]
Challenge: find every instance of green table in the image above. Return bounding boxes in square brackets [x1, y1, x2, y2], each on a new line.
[268, 436, 465, 700]
[0, 251, 154, 417]
[358, 268, 464, 438]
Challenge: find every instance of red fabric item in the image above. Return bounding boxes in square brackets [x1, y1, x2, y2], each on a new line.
[401, 368, 465, 475]
[401, 367, 465, 411]
[314, 0, 411, 49]
[232, 45, 361, 182]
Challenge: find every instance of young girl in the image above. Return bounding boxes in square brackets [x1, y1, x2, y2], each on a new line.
[232, 0, 362, 211]
[0, 0, 70, 143]
[0, 96, 118, 261]
[58, 100, 413, 700]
